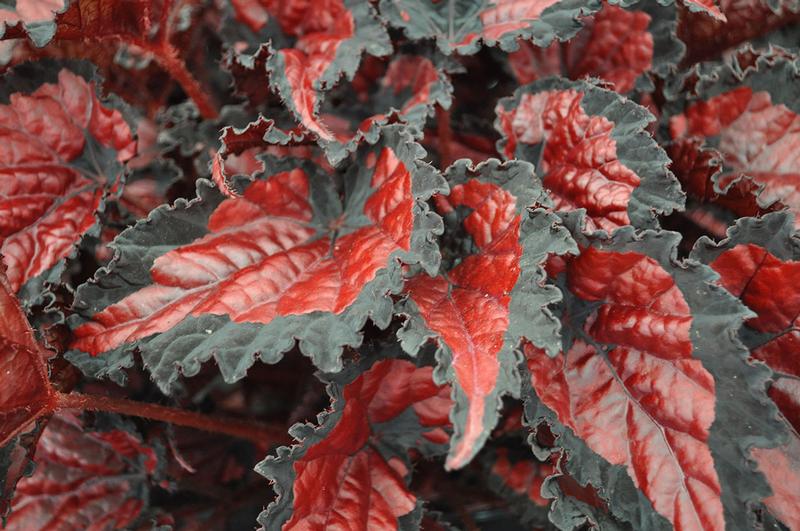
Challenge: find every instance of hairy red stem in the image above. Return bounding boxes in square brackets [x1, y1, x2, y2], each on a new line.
[56, 392, 285, 445]
[146, 42, 219, 120]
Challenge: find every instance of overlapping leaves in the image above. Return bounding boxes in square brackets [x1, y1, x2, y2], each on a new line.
[669, 52, 800, 228]
[3, 0, 800, 529]
[67, 125, 446, 393]
[398, 159, 576, 469]
[257, 348, 451, 530]
[521, 217, 785, 531]
[507, 2, 683, 94]
[225, 0, 394, 163]
[692, 212, 800, 529]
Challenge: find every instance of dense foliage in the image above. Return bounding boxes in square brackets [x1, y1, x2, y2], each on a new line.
[1, 0, 799, 529]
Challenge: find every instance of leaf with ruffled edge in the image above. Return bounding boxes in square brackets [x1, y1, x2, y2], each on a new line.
[256, 345, 451, 530]
[669, 51, 800, 228]
[398, 159, 577, 470]
[302, 52, 454, 166]
[508, 2, 684, 95]
[0, 60, 136, 305]
[496, 77, 684, 232]
[65, 125, 446, 394]
[520, 212, 785, 531]
[224, 0, 393, 163]
[379, 0, 604, 56]
[692, 212, 800, 530]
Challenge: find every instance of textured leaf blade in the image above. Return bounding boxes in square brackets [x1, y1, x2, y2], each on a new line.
[0, 0, 150, 46]
[496, 77, 684, 230]
[522, 219, 786, 531]
[378, 0, 604, 55]
[678, 1, 800, 65]
[244, 0, 393, 162]
[0, 62, 135, 300]
[400, 159, 576, 470]
[669, 54, 800, 227]
[526, 244, 722, 530]
[67, 125, 446, 393]
[692, 212, 800, 529]
[507, 3, 683, 94]
[7, 412, 157, 529]
[257, 354, 451, 530]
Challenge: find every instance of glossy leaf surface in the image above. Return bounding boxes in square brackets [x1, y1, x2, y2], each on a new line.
[496, 78, 683, 231]
[68, 126, 446, 393]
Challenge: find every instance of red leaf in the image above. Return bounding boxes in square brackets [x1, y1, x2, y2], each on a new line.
[526, 247, 723, 531]
[73, 147, 413, 353]
[706, 241, 800, 525]
[509, 4, 654, 94]
[259, 358, 451, 530]
[68, 126, 445, 391]
[406, 178, 522, 469]
[7, 412, 156, 530]
[380, 0, 591, 55]
[670, 86, 800, 227]
[230, 0, 391, 161]
[751, 438, 800, 531]
[497, 89, 640, 231]
[0, 67, 135, 292]
[455, 0, 561, 48]
[0, 268, 55, 447]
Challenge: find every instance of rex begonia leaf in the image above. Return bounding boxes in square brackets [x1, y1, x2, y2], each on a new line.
[377, 0, 715, 57]
[256, 353, 452, 530]
[508, 2, 683, 94]
[226, 0, 392, 161]
[0, 61, 136, 302]
[495, 77, 684, 231]
[6, 412, 157, 530]
[669, 52, 800, 227]
[521, 215, 785, 531]
[377, 0, 604, 56]
[398, 159, 577, 470]
[66, 125, 446, 394]
[692, 212, 800, 530]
